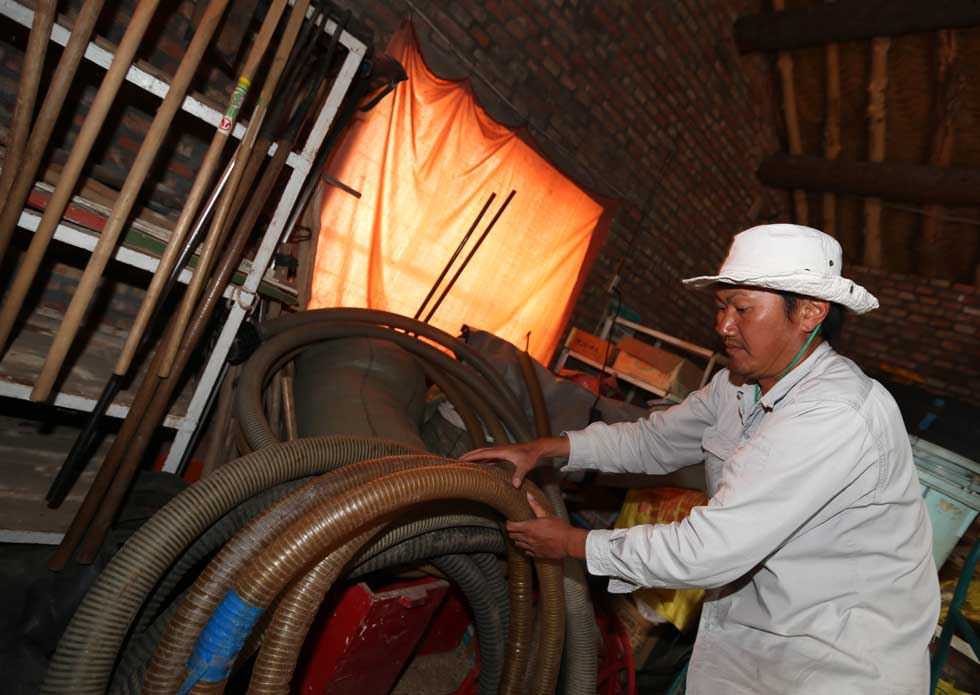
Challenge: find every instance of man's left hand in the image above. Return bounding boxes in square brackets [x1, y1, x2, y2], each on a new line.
[506, 493, 588, 560]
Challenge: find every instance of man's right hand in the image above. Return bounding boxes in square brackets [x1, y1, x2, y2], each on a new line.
[459, 436, 570, 488]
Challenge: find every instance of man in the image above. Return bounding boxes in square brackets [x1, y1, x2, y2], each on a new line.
[462, 224, 940, 694]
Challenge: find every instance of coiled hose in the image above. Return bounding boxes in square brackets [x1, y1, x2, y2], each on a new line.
[236, 310, 598, 693]
[517, 349, 600, 695]
[175, 463, 564, 695]
[42, 437, 421, 695]
[146, 456, 525, 695]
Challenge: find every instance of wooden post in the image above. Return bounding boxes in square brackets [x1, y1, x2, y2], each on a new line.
[921, 31, 960, 278]
[773, 0, 808, 225]
[29, 0, 232, 402]
[862, 37, 890, 269]
[822, 35, 841, 236]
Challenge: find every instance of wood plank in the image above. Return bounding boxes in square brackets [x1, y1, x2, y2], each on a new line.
[757, 154, 980, 207]
[862, 37, 890, 269]
[735, 0, 980, 53]
[773, 0, 808, 225]
[921, 31, 961, 278]
[822, 36, 841, 236]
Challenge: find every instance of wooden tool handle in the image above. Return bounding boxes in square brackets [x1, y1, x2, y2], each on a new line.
[31, 0, 232, 401]
[0, 0, 159, 359]
[158, 0, 313, 377]
[0, 0, 106, 265]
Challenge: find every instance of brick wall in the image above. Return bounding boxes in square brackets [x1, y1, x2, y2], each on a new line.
[340, 0, 782, 352]
[837, 267, 980, 405]
[6, 1, 976, 407]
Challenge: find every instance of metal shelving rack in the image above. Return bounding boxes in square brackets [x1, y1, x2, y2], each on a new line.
[0, 1, 367, 542]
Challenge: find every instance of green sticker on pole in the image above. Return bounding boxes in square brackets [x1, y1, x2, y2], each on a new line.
[219, 76, 251, 135]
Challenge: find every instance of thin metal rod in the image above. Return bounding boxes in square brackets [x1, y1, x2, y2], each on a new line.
[423, 190, 516, 324]
[414, 193, 496, 320]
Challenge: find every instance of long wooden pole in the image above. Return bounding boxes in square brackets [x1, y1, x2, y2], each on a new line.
[28, 0, 234, 402]
[758, 153, 980, 206]
[157, 0, 314, 378]
[0, 0, 161, 357]
[862, 36, 890, 269]
[0, 0, 55, 208]
[0, 0, 107, 263]
[113, 0, 292, 377]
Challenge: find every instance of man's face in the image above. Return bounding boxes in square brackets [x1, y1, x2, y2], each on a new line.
[714, 287, 809, 384]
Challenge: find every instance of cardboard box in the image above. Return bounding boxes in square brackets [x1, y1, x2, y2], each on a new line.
[565, 327, 616, 365]
[614, 337, 703, 398]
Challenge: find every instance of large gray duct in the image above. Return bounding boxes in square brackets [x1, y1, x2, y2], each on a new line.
[293, 337, 429, 450]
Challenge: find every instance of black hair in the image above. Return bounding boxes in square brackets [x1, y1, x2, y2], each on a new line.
[780, 292, 846, 345]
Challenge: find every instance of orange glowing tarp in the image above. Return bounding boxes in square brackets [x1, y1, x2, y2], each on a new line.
[310, 23, 610, 363]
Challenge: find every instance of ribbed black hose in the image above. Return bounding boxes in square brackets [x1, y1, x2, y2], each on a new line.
[257, 308, 527, 431]
[235, 322, 531, 451]
[349, 527, 506, 578]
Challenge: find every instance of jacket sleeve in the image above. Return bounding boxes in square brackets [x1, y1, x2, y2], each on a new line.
[561, 372, 720, 476]
[585, 400, 878, 590]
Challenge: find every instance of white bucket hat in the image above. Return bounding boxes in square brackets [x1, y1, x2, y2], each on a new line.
[682, 224, 879, 314]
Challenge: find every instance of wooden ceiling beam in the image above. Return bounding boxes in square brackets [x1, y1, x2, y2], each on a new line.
[758, 154, 980, 207]
[735, 1, 980, 53]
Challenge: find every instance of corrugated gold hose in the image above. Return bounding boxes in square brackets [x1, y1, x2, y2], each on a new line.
[175, 463, 563, 695]
[42, 437, 421, 695]
[141, 456, 518, 694]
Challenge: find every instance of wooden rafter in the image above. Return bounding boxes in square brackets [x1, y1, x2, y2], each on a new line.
[735, 0, 980, 53]
[921, 30, 961, 278]
[862, 37, 889, 268]
[822, 36, 841, 237]
[773, 0, 808, 225]
[758, 154, 980, 207]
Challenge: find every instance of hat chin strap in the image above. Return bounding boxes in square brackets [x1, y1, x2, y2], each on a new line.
[755, 323, 822, 404]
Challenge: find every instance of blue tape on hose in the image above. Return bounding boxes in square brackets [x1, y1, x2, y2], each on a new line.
[178, 590, 264, 694]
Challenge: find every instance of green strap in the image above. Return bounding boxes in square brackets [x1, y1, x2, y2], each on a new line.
[755, 323, 822, 404]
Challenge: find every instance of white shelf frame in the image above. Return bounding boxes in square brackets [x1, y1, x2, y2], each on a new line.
[0, 2, 367, 502]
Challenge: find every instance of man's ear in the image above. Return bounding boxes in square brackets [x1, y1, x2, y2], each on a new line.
[799, 299, 829, 332]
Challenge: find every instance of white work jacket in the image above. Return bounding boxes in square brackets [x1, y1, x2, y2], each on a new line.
[564, 342, 940, 695]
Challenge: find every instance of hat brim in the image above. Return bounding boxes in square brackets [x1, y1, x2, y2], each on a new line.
[682, 273, 879, 314]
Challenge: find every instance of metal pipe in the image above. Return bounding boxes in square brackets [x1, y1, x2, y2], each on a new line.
[423, 189, 516, 324]
[414, 192, 496, 321]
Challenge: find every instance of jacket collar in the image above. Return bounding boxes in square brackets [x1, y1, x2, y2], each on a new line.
[754, 341, 834, 411]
